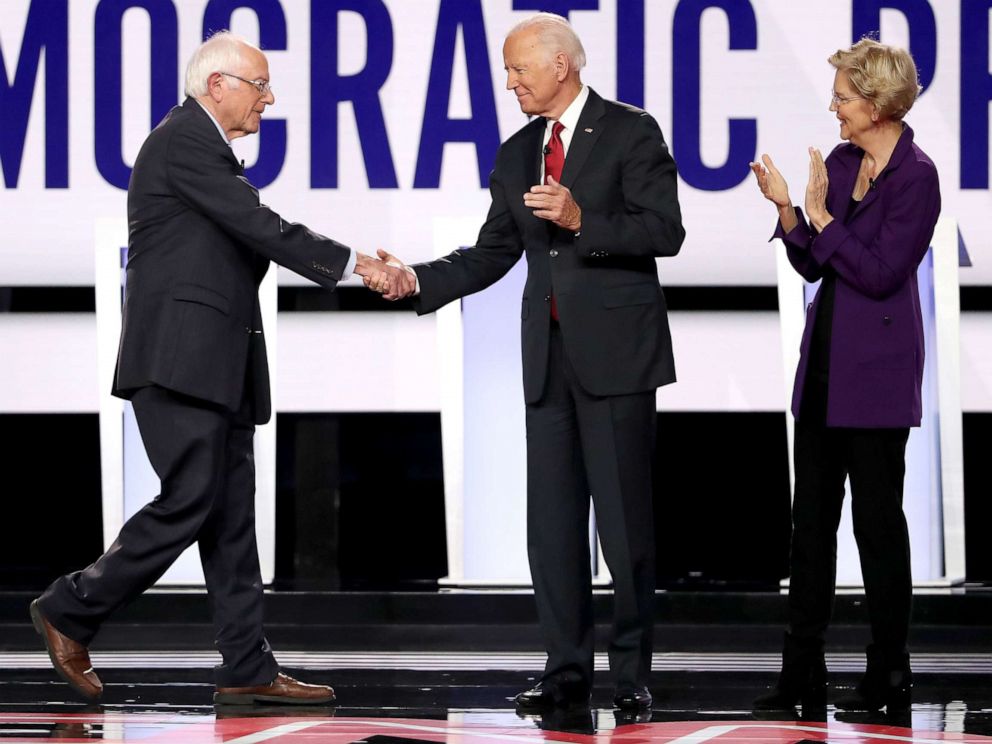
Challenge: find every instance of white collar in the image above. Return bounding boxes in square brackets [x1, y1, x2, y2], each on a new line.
[546, 84, 589, 134]
[194, 98, 232, 146]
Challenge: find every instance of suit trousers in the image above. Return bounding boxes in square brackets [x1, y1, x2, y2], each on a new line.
[788, 416, 912, 660]
[38, 383, 279, 687]
[525, 323, 657, 689]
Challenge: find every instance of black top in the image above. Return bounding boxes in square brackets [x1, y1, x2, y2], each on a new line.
[800, 196, 861, 425]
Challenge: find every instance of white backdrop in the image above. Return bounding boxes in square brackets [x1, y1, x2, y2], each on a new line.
[1, 0, 988, 287]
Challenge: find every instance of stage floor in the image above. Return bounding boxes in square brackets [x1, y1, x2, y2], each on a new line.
[1, 661, 990, 743]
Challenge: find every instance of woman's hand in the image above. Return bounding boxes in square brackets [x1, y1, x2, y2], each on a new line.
[750, 154, 791, 207]
[751, 154, 797, 232]
[805, 147, 834, 232]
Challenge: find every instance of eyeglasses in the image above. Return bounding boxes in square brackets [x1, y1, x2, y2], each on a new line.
[830, 91, 863, 106]
[221, 72, 272, 96]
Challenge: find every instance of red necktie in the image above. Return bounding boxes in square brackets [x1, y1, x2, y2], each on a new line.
[545, 121, 564, 320]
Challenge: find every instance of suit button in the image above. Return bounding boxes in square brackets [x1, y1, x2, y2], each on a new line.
[549, 249, 558, 258]
[544, 295, 551, 302]
[883, 315, 892, 325]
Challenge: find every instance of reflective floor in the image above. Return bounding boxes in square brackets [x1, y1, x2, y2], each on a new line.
[1, 667, 990, 743]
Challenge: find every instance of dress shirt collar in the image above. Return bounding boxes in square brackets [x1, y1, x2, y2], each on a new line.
[545, 84, 589, 138]
[194, 98, 232, 146]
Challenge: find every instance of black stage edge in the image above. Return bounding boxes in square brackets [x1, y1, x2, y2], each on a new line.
[8, 285, 992, 313]
[1, 589, 989, 653]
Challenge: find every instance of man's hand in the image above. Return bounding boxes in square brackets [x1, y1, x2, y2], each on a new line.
[523, 175, 582, 231]
[375, 248, 418, 300]
[354, 252, 416, 301]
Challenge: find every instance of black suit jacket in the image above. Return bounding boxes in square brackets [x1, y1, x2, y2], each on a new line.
[113, 98, 353, 423]
[414, 88, 685, 403]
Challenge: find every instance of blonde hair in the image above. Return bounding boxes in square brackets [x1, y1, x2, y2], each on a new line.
[829, 38, 921, 121]
[508, 12, 586, 71]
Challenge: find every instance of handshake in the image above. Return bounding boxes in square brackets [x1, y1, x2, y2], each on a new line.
[354, 249, 416, 301]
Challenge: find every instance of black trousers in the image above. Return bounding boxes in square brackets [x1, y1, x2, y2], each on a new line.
[525, 324, 657, 689]
[38, 384, 279, 687]
[788, 415, 912, 660]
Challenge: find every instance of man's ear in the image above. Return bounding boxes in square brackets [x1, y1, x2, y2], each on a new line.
[554, 52, 570, 82]
[207, 72, 226, 102]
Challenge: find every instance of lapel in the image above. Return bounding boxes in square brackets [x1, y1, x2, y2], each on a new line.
[522, 118, 544, 189]
[843, 124, 915, 221]
[829, 146, 861, 219]
[560, 88, 606, 188]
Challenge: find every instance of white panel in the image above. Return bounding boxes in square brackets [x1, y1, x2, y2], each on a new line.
[13, 311, 992, 414]
[275, 312, 441, 412]
[0, 314, 99, 412]
[662, 311, 788, 412]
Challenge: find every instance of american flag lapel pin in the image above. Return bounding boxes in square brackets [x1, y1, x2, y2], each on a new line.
[584, 128, 594, 133]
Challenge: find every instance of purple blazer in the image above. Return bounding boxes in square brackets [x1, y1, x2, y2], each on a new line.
[774, 124, 941, 428]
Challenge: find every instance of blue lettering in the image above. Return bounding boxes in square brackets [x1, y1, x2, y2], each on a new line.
[617, 0, 645, 107]
[852, 0, 936, 91]
[203, 0, 288, 188]
[311, 0, 397, 189]
[0, 0, 68, 188]
[414, 0, 500, 189]
[961, 0, 992, 189]
[673, 0, 757, 191]
[94, 0, 178, 190]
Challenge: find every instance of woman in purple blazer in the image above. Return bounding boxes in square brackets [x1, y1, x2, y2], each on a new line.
[749, 39, 941, 713]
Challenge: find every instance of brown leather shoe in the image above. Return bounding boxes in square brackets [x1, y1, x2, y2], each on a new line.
[214, 672, 336, 705]
[30, 599, 103, 702]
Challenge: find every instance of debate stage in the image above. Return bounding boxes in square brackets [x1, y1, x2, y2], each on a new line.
[0, 589, 989, 743]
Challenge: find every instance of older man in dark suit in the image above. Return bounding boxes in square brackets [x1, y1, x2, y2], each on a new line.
[375, 13, 684, 711]
[30, 31, 411, 705]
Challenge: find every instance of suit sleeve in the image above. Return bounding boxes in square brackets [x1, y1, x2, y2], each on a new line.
[572, 112, 685, 258]
[166, 126, 353, 288]
[412, 163, 524, 315]
[810, 165, 941, 299]
[771, 207, 826, 283]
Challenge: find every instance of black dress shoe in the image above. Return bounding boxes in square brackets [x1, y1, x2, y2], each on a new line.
[613, 685, 652, 710]
[514, 675, 590, 709]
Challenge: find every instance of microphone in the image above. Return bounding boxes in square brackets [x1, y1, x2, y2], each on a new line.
[543, 144, 552, 156]
[868, 176, 876, 190]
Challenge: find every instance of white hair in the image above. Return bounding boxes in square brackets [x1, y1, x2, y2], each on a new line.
[508, 12, 586, 71]
[184, 31, 257, 97]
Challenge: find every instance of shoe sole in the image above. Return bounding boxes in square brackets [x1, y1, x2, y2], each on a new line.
[214, 692, 337, 706]
[30, 600, 102, 703]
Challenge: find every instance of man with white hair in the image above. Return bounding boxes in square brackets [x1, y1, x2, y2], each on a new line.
[375, 13, 684, 711]
[29, 31, 409, 705]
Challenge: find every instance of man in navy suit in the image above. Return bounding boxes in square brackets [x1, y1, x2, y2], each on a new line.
[375, 13, 684, 710]
[31, 31, 412, 705]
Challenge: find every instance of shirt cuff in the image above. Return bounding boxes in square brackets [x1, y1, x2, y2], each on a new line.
[341, 248, 358, 280]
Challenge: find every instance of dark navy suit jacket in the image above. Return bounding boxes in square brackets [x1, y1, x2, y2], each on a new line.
[412, 88, 685, 403]
[114, 98, 353, 423]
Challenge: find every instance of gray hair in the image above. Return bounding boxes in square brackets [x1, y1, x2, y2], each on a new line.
[508, 12, 586, 71]
[184, 31, 257, 97]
